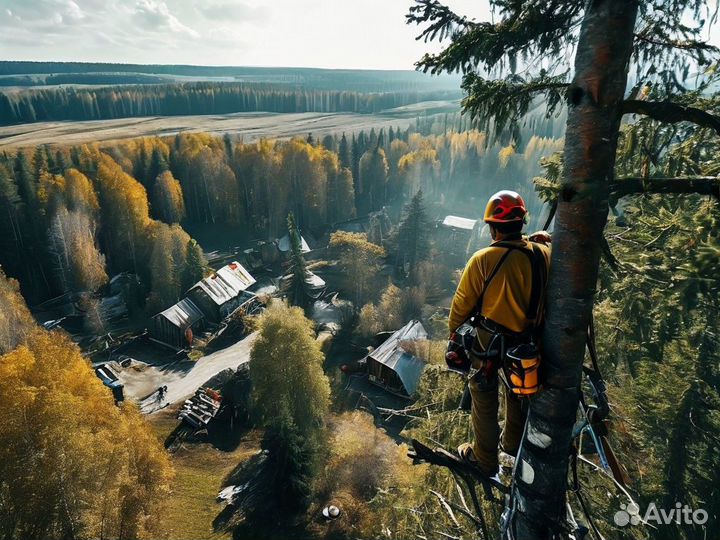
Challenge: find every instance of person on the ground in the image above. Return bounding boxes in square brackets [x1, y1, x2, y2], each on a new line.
[448, 190, 551, 477]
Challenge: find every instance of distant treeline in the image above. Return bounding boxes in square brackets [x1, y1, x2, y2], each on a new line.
[0, 61, 461, 92]
[0, 73, 168, 87]
[0, 82, 460, 125]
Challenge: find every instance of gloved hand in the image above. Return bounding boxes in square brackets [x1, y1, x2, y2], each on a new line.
[529, 230, 552, 245]
[446, 332, 471, 373]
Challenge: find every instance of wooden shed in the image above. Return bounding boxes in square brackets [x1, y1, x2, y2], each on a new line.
[151, 298, 206, 349]
[366, 320, 428, 398]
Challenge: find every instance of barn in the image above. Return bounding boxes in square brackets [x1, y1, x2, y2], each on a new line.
[187, 262, 257, 323]
[440, 215, 478, 259]
[150, 298, 206, 349]
[366, 320, 428, 398]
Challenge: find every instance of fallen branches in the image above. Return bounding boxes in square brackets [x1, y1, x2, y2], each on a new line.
[431, 490, 483, 529]
[431, 490, 462, 529]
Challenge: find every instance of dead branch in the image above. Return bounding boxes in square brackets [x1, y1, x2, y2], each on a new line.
[623, 100, 720, 135]
[610, 176, 720, 198]
[377, 402, 441, 422]
[408, 439, 508, 500]
[436, 532, 462, 540]
[431, 490, 462, 529]
[431, 489, 483, 529]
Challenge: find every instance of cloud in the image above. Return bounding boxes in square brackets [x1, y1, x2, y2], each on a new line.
[0, 0, 484, 68]
[204, 25, 248, 49]
[2, 0, 86, 27]
[198, 1, 269, 22]
[132, 0, 199, 38]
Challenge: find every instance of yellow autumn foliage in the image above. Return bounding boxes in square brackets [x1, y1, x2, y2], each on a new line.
[0, 329, 173, 540]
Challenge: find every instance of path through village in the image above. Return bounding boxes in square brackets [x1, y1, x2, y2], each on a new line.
[139, 332, 258, 414]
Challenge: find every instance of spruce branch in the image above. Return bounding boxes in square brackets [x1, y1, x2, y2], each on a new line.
[634, 32, 720, 53]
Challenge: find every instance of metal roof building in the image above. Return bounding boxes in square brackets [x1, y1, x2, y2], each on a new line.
[193, 262, 256, 305]
[442, 215, 477, 230]
[187, 262, 257, 322]
[366, 320, 428, 397]
[151, 298, 206, 349]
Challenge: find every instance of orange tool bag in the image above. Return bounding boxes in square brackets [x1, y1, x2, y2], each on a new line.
[502, 243, 546, 395]
[505, 342, 541, 395]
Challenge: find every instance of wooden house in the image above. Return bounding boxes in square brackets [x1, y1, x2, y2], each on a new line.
[150, 298, 206, 349]
[366, 320, 428, 398]
[187, 262, 257, 323]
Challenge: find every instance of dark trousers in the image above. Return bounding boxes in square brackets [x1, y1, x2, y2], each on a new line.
[468, 328, 526, 474]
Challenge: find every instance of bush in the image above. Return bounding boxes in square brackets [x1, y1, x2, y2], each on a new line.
[356, 283, 425, 340]
[314, 412, 426, 539]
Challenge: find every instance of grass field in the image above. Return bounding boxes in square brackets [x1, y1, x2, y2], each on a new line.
[147, 409, 262, 540]
[0, 100, 459, 149]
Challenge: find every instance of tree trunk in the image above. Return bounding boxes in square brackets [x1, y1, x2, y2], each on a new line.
[506, 1, 639, 538]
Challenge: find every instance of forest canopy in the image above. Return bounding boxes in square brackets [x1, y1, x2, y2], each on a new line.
[0, 81, 460, 126]
[0, 117, 560, 312]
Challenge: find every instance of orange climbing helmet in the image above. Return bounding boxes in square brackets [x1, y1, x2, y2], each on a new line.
[483, 190, 528, 223]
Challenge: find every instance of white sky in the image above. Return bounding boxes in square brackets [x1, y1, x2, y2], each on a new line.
[0, 0, 491, 69]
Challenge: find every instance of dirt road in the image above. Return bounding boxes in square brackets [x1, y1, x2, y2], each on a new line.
[140, 332, 257, 414]
[0, 100, 459, 149]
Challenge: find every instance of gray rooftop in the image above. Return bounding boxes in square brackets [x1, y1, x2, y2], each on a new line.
[190, 262, 256, 306]
[442, 215, 477, 231]
[368, 320, 428, 395]
[278, 234, 311, 253]
[156, 298, 204, 329]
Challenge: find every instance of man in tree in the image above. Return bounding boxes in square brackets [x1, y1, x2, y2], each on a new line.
[448, 191, 550, 477]
[409, 0, 718, 536]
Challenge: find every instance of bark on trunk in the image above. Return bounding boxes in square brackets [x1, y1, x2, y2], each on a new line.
[506, 1, 640, 538]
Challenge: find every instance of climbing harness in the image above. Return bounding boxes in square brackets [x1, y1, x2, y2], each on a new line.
[474, 240, 547, 396]
[446, 239, 548, 401]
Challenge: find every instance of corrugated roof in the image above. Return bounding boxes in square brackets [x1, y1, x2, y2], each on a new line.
[368, 320, 428, 395]
[156, 298, 204, 328]
[442, 215, 477, 231]
[191, 262, 256, 306]
[278, 234, 310, 252]
[306, 271, 326, 290]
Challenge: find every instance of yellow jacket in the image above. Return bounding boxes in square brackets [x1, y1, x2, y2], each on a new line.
[449, 237, 551, 333]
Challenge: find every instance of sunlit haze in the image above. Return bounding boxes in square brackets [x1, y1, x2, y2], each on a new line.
[0, 0, 491, 69]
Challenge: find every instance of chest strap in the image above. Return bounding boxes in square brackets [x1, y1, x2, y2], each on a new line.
[475, 242, 547, 326]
